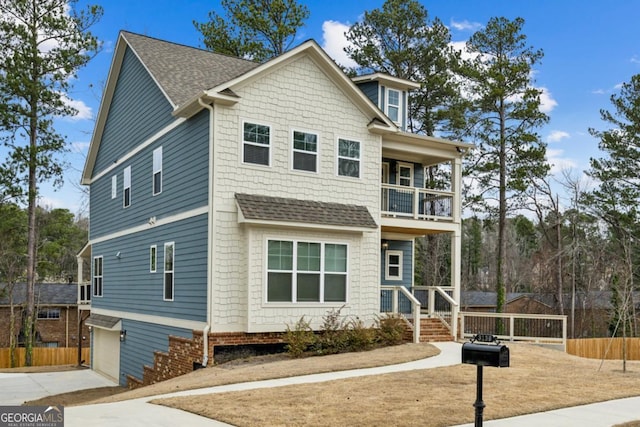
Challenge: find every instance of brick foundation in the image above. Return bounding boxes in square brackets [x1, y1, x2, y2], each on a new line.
[126, 330, 286, 389]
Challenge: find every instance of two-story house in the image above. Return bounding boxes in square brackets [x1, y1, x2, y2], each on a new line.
[79, 31, 471, 386]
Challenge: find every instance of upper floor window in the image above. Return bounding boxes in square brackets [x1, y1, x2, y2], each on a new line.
[337, 138, 360, 178]
[292, 130, 318, 172]
[164, 242, 175, 301]
[398, 163, 413, 187]
[243, 122, 270, 166]
[93, 256, 103, 297]
[267, 239, 347, 303]
[153, 146, 162, 195]
[386, 89, 400, 123]
[111, 175, 117, 199]
[123, 166, 131, 208]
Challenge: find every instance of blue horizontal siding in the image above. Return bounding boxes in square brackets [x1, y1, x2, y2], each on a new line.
[119, 319, 192, 386]
[93, 47, 174, 175]
[90, 110, 209, 240]
[91, 214, 208, 321]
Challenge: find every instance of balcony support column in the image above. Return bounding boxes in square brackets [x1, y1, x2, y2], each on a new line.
[451, 229, 462, 339]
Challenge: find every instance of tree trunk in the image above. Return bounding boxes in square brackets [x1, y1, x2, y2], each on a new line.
[25, 94, 39, 366]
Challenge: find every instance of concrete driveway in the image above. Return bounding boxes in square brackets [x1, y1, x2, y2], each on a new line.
[0, 369, 117, 405]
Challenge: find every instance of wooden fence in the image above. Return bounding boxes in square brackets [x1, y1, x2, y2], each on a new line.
[0, 347, 90, 368]
[567, 338, 640, 360]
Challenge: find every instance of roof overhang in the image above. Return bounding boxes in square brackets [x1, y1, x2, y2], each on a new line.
[351, 72, 422, 90]
[86, 313, 122, 331]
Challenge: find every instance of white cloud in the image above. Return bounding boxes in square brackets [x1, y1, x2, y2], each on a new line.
[61, 95, 93, 121]
[538, 86, 557, 113]
[321, 20, 357, 69]
[547, 148, 577, 175]
[547, 130, 570, 143]
[450, 19, 482, 32]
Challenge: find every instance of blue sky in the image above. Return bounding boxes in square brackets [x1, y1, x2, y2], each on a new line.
[45, 0, 640, 215]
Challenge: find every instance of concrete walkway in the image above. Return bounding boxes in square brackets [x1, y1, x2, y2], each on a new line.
[4, 343, 640, 426]
[0, 369, 116, 406]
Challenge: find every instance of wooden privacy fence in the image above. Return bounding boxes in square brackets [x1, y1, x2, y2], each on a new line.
[567, 338, 640, 360]
[0, 347, 90, 368]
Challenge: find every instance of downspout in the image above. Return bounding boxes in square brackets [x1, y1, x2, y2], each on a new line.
[198, 98, 215, 367]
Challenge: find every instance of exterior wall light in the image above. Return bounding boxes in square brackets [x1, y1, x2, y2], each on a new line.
[120, 330, 127, 342]
[381, 240, 389, 250]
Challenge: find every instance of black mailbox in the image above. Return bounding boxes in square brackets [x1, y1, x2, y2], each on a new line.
[462, 342, 509, 368]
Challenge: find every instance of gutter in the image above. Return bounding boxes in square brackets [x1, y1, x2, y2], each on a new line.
[198, 98, 215, 367]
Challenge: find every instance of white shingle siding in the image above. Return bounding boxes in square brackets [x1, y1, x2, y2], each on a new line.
[210, 54, 381, 332]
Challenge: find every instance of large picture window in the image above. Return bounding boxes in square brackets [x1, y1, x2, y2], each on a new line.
[93, 256, 103, 297]
[243, 122, 270, 166]
[164, 242, 174, 301]
[337, 138, 360, 178]
[292, 130, 318, 172]
[267, 240, 347, 303]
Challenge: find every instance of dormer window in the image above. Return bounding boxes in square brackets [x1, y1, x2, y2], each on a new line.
[386, 89, 400, 123]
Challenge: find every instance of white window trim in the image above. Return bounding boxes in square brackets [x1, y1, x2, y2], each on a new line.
[111, 175, 117, 199]
[386, 88, 401, 124]
[93, 256, 103, 297]
[265, 238, 349, 304]
[291, 128, 319, 173]
[150, 245, 157, 273]
[385, 250, 403, 281]
[123, 166, 131, 208]
[163, 242, 175, 301]
[397, 162, 413, 187]
[37, 307, 61, 320]
[241, 120, 272, 167]
[153, 146, 163, 196]
[336, 137, 361, 179]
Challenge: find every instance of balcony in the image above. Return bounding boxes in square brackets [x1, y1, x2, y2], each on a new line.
[380, 184, 458, 235]
[381, 183, 454, 220]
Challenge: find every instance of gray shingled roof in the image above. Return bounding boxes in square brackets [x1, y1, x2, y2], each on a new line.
[122, 32, 261, 107]
[235, 193, 377, 229]
[0, 283, 77, 306]
[86, 313, 121, 329]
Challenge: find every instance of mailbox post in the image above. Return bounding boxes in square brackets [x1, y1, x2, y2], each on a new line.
[461, 334, 509, 427]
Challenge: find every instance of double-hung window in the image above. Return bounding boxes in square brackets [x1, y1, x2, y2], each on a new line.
[337, 138, 360, 178]
[385, 250, 403, 281]
[153, 147, 162, 195]
[243, 122, 270, 166]
[37, 308, 61, 320]
[123, 166, 132, 208]
[93, 256, 103, 297]
[398, 163, 413, 187]
[267, 240, 347, 303]
[164, 242, 174, 301]
[292, 130, 318, 172]
[386, 89, 400, 123]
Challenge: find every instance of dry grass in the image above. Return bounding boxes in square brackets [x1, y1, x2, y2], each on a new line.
[152, 344, 640, 427]
[46, 343, 437, 406]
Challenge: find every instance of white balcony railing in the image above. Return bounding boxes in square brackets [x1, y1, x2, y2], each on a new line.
[381, 184, 454, 221]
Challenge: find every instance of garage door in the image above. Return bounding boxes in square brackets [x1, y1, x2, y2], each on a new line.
[93, 328, 120, 382]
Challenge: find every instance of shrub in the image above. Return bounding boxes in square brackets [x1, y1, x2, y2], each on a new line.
[314, 306, 349, 355]
[345, 317, 376, 352]
[375, 313, 406, 346]
[285, 316, 316, 358]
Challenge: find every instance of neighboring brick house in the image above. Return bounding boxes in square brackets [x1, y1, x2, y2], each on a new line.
[0, 283, 90, 349]
[79, 31, 471, 386]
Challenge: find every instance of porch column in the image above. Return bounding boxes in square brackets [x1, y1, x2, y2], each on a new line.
[452, 157, 462, 223]
[451, 229, 462, 340]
